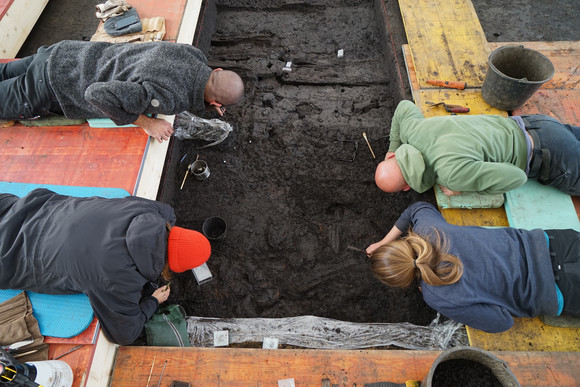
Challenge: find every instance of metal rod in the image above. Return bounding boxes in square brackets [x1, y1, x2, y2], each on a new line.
[53, 345, 84, 360]
[157, 360, 167, 387]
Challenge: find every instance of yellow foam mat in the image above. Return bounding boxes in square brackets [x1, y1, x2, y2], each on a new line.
[398, 0, 490, 88]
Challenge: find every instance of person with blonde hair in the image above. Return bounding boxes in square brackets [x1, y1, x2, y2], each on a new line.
[366, 201, 580, 333]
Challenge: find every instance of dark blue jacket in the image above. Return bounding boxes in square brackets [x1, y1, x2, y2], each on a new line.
[394, 202, 558, 332]
[0, 189, 176, 344]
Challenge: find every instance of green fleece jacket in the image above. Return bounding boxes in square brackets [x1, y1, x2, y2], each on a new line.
[388, 100, 528, 194]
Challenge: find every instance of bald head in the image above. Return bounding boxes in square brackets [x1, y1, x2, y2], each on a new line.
[375, 158, 411, 193]
[205, 70, 244, 106]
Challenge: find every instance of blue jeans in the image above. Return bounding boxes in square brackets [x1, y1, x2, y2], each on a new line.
[522, 114, 580, 195]
[0, 46, 60, 119]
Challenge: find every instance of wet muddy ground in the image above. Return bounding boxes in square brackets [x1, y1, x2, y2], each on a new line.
[160, 0, 436, 325]
[18, 0, 580, 329]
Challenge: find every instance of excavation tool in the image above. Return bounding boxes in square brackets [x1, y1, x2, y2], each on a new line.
[426, 101, 470, 113]
[426, 79, 467, 90]
[362, 132, 376, 159]
[347, 245, 367, 255]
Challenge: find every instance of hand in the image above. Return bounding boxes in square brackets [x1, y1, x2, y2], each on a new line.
[439, 185, 461, 196]
[366, 242, 384, 256]
[134, 115, 174, 143]
[152, 285, 170, 304]
[211, 104, 225, 116]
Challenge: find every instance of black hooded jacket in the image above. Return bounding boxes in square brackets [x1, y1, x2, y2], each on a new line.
[0, 189, 176, 345]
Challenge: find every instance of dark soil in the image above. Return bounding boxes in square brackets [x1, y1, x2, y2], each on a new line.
[431, 359, 502, 387]
[17, 0, 580, 327]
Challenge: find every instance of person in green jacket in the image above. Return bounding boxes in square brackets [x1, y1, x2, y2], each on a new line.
[375, 100, 580, 196]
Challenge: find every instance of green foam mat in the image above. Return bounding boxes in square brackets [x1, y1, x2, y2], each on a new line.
[435, 185, 505, 209]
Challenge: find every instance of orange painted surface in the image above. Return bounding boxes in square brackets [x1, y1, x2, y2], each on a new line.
[0, 0, 14, 19]
[131, 0, 188, 41]
[0, 123, 148, 194]
[111, 347, 580, 386]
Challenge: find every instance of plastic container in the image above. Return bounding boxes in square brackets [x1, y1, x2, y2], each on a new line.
[423, 346, 520, 386]
[202, 216, 227, 241]
[481, 45, 554, 111]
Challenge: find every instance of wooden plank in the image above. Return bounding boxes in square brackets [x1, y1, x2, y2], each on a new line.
[440, 207, 509, 227]
[111, 347, 580, 386]
[398, 0, 490, 88]
[0, 124, 148, 195]
[0, 0, 14, 19]
[468, 317, 580, 352]
[0, 0, 48, 58]
[415, 89, 507, 117]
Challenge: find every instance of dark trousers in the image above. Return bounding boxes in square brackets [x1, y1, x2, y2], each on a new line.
[0, 46, 61, 119]
[523, 115, 580, 196]
[546, 229, 580, 316]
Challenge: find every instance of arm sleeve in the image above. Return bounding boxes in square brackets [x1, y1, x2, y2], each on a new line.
[437, 302, 514, 333]
[388, 100, 424, 152]
[444, 160, 528, 194]
[84, 81, 178, 125]
[394, 201, 444, 233]
[87, 291, 159, 345]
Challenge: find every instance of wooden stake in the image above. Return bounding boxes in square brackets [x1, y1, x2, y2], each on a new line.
[146, 356, 156, 387]
[362, 132, 376, 159]
[180, 168, 190, 190]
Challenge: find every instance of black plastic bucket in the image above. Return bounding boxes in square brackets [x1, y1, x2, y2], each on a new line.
[481, 45, 554, 111]
[202, 216, 227, 241]
[423, 346, 520, 387]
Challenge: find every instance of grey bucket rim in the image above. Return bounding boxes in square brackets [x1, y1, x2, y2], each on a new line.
[487, 45, 555, 85]
[423, 346, 521, 387]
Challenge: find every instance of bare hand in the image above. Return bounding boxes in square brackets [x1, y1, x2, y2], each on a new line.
[366, 242, 383, 256]
[152, 285, 170, 304]
[142, 118, 174, 143]
[439, 185, 461, 196]
[134, 115, 174, 143]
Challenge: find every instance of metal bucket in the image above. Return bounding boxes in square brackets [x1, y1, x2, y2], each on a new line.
[190, 160, 210, 180]
[481, 45, 554, 111]
[423, 346, 520, 386]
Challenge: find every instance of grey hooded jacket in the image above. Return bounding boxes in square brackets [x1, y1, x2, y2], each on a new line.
[46, 40, 212, 125]
[0, 189, 176, 345]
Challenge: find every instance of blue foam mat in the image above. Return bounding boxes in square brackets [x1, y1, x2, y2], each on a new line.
[0, 182, 130, 338]
[505, 180, 580, 231]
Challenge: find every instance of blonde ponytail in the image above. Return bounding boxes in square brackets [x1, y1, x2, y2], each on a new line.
[369, 229, 463, 287]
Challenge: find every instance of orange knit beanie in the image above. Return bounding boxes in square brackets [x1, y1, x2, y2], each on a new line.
[167, 227, 211, 272]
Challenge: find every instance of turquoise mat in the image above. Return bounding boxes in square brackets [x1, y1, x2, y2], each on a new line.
[505, 180, 580, 231]
[0, 182, 130, 338]
[87, 118, 137, 128]
[435, 185, 505, 209]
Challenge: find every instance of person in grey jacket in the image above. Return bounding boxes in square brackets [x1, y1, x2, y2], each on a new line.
[0, 40, 244, 143]
[366, 201, 579, 333]
[0, 188, 211, 345]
